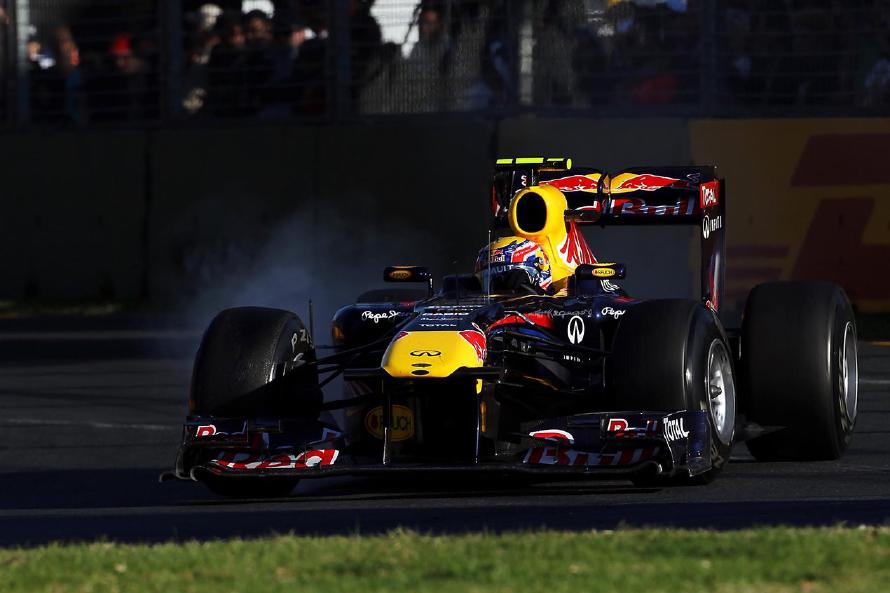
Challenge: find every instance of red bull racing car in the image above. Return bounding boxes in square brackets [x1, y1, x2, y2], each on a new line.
[164, 157, 859, 497]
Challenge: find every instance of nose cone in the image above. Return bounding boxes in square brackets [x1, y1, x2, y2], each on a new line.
[381, 330, 486, 378]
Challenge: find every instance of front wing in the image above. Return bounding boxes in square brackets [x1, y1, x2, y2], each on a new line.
[163, 410, 713, 483]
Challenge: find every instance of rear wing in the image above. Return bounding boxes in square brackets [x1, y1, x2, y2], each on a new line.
[491, 159, 725, 311]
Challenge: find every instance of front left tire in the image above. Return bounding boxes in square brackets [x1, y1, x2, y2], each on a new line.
[190, 306, 321, 498]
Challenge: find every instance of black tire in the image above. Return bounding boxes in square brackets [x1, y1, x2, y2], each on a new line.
[742, 282, 858, 461]
[190, 307, 321, 498]
[609, 300, 737, 484]
[191, 307, 321, 417]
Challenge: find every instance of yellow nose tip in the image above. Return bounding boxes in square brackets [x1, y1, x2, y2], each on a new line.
[381, 331, 484, 378]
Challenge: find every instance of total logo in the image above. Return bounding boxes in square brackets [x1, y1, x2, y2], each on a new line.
[567, 315, 585, 344]
[700, 184, 718, 208]
[664, 417, 689, 442]
[601, 307, 626, 320]
[702, 214, 723, 239]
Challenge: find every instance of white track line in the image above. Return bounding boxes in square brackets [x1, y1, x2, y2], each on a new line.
[0, 330, 200, 341]
[859, 378, 890, 386]
[0, 418, 173, 431]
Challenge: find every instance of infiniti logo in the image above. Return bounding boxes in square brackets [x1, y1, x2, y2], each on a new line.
[410, 350, 441, 357]
[702, 214, 723, 239]
[567, 316, 585, 345]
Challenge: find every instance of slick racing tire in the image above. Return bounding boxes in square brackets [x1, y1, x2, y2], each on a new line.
[742, 282, 857, 461]
[191, 307, 321, 499]
[191, 307, 321, 417]
[610, 300, 737, 485]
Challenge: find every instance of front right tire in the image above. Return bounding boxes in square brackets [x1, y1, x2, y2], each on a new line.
[610, 299, 737, 484]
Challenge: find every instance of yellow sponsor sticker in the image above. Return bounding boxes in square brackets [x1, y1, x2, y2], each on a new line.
[388, 269, 412, 280]
[364, 405, 415, 441]
[592, 267, 616, 278]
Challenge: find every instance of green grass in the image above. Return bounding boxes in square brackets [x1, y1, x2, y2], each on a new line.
[1, 528, 889, 593]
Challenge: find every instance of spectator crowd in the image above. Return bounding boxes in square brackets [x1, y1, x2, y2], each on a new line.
[4, 0, 890, 125]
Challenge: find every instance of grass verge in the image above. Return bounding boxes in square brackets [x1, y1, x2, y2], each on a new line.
[1, 527, 889, 593]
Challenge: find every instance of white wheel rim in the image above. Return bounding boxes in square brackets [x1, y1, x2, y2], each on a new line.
[707, 339, 736, 445]
[840, 321, 858, 424]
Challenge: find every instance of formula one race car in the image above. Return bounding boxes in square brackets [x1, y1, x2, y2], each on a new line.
[164, 157, 859, 497]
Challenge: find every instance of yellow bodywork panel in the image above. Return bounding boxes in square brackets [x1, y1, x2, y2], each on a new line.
[507, 184, 576, 283]
[381, 331, 484, 378]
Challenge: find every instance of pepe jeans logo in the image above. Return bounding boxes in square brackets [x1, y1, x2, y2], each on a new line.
[361, 310, 399, 324]
[567, 316, 585, 345]
[601, 307, 626, 320]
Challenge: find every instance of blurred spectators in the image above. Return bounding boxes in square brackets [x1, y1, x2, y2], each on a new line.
[207, 11, 251, 117]
[861, 0, 890, 107]
[398, 4, 450, 112]
[256, 16, 310, 117]
[88, 33, 157, 122]
[182, 3, 223, 115]
[7, 0, 890, 126]
[31, 26, 86, 125]
[534, 0, 585, 107]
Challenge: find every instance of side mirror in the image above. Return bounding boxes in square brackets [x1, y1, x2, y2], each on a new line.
[383, 266, 433, 295]
[575, 263, 626, 280]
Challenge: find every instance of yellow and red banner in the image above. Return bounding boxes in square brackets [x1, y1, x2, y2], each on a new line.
[691, 119, 890, 312]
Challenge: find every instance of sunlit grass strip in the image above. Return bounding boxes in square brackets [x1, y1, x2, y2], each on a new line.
[1, 527, 889, 593]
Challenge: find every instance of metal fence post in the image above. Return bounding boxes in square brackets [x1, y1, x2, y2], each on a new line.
[1, 0, 10, 126]
[161, 0, 183, 121]
[517, 0, 534, 109]
[699, 0, 717, 117]
[10, 0, 28, 125]
[330, 0, 351, 121]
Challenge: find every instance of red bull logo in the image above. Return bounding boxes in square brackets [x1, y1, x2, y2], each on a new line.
[459, 329, 487, 363]
[540, 174, 600, 193]
[611, 197, 696, 217]
[616, 174, 682, 192]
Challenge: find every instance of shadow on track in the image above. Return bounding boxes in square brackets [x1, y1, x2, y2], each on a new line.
[1, 467, 888, 547]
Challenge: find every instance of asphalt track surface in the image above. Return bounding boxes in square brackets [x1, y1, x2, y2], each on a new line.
[0, 325, 888, 547]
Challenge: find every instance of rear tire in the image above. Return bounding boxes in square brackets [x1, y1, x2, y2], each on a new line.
[610, 300, 737, 484]
[742, 282, 857, 461]
[190, 307, 321, 498]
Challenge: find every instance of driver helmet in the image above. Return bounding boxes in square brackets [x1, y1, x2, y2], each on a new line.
[475, 236, 552, 292]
